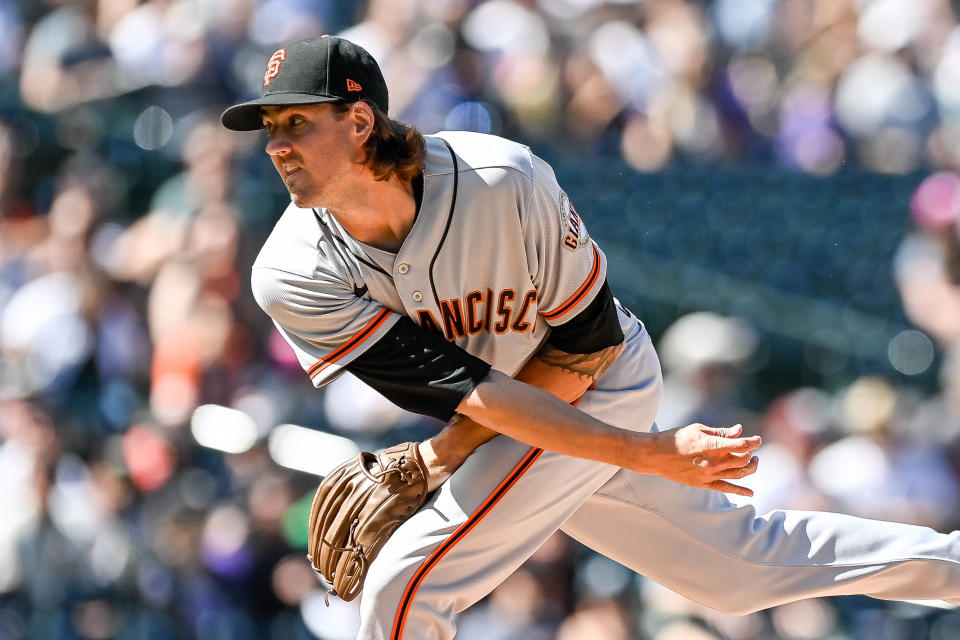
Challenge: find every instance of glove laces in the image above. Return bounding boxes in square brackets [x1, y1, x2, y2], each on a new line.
[319, 517, 367, 606]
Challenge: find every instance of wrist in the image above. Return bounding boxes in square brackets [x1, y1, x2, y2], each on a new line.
[619, 430, 657, 474]
[417, 439, 451, 492]
[419, 416, 498, 492]
[418, 427, 474, 489]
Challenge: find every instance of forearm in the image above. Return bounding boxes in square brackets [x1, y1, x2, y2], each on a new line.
[425, 348, 761, 495]
[455, 369, 646, 471]
[456, 370, 762, 496]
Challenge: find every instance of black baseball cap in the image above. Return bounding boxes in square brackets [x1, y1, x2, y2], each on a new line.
[220, 35, 389, 131]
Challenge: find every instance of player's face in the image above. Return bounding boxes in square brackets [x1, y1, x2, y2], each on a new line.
[260, 103, 362, 208]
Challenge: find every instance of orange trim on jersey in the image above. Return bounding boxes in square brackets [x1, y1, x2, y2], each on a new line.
[541, 243, 602, 322]
[390, 447, 544, 640]
[307, 308, 393, 379]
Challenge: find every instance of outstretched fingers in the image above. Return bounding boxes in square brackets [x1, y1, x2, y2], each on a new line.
[699, 451, 758, 476]
[660, 423, 763, 495]
[718, 454, 759, 476]
[707, 479, 755, 497]
[707, 425, 762, 456]
[706, 454, 759, 496]
[705, 423, 744, 437]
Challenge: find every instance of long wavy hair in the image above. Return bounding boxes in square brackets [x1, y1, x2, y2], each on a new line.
[335, 100, 425, 183]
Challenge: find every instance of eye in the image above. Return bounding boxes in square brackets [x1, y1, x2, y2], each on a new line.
[289, 115, 305, 127]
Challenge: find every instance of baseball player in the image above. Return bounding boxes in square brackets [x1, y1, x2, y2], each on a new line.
[223, 36, 960, 640]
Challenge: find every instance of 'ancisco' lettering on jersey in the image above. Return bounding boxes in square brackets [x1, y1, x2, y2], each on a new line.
[416, 288, 538, 340]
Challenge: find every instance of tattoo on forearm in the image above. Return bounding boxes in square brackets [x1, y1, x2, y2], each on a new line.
[533, 342, 625, 380]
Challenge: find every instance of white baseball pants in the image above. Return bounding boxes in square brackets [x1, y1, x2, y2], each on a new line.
[357, 318, 960, 640]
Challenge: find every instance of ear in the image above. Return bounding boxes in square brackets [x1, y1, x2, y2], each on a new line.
[349, 102, 375, 147]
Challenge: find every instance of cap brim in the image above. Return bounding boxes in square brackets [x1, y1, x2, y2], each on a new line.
[220, 93, 343, 131]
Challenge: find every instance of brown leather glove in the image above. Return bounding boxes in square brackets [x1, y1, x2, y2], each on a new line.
[307, 441, 429, 603]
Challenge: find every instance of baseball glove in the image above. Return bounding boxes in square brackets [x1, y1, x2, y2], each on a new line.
[307, 441, 429, 603]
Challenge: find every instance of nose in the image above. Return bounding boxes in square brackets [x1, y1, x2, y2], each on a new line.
[265, 133, 291, 157]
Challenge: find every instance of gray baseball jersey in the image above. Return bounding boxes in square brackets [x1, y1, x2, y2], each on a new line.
[252, 131, 604, 387]
[252, 130, 960, 640]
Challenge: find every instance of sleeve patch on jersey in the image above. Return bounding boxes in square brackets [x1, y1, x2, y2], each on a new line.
[559, 191, 591, 251]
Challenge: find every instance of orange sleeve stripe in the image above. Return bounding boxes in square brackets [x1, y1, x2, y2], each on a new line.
[541, 243, 602, 322]
[390, 447, 544, 640]
[307, 307, 393, 378]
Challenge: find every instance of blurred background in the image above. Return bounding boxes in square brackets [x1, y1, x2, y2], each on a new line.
[3, 0, 960, 638]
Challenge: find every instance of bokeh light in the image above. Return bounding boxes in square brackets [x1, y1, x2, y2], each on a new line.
[134, 106, 175, 151]
[911, 172, 960, 229]
[889, 329, 936, 375]
[190, 404, 259, 454]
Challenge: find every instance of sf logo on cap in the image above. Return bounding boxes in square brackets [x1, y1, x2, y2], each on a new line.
[264, 49, 286, 87]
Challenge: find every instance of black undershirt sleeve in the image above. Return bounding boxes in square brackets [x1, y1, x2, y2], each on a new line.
[546, 279, 624, 354]
[345, 279, 620, 420]
[344, 317, 492, 422]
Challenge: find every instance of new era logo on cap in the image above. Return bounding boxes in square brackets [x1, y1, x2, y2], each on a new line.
[346, 78, 363, 92]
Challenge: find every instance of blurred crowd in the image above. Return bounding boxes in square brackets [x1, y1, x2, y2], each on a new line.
[3, 0, 960, 639]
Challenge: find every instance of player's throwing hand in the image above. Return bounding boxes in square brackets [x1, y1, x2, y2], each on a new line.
[643, 424, 761, 496]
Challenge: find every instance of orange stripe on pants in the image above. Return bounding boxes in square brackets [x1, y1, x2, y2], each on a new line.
[389, 447, 544, 640]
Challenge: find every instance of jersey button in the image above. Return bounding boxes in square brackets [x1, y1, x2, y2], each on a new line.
[412, 291, 423, 302]
[398, 263, 409, 274]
